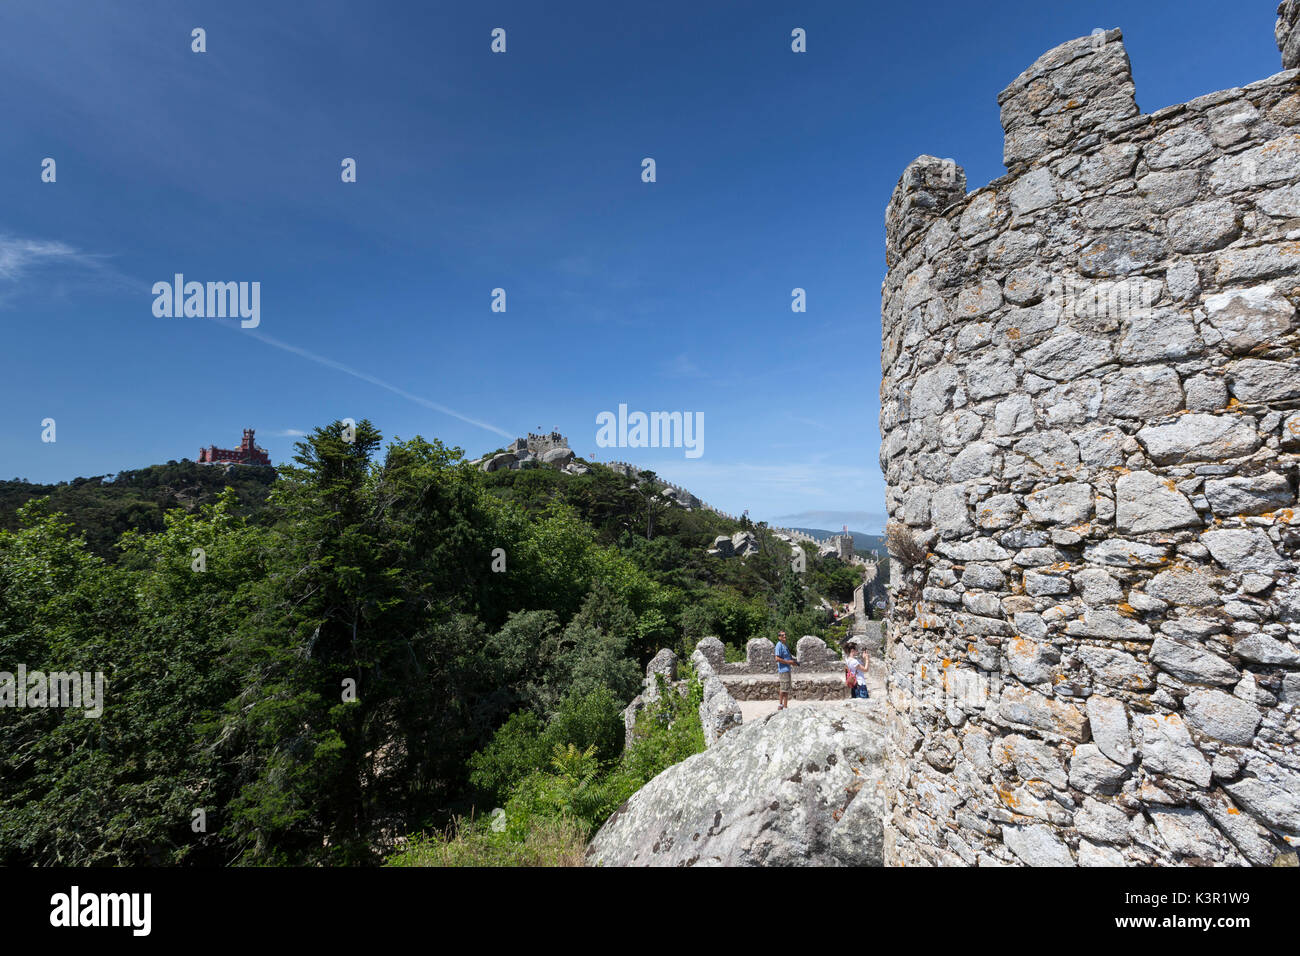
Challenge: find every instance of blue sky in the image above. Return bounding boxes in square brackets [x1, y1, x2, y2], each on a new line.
[0, 0, 1285, 533]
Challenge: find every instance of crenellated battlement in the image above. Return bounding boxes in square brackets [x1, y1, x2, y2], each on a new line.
[879, 8, 1300, 867]
[518, 430, 569, 457]
[998, 28, 1138, 173]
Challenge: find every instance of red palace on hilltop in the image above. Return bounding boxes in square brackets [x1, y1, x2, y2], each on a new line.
[197, 428, 272, 466]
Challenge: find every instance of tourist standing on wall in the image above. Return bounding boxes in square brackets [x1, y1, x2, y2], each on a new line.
[845, 642, 869, 699]
[774, 630, 798, 709]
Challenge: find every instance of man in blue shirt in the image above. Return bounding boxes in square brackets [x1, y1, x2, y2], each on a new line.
[774, 630, 798, 710]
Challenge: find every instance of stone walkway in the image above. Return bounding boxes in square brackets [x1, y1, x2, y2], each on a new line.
[737, 666, 886, 721]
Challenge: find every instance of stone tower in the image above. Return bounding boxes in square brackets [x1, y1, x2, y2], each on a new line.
[879, 10, 1300, 865]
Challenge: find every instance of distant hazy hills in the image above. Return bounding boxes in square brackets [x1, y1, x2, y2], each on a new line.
[787, 528, 886, 555]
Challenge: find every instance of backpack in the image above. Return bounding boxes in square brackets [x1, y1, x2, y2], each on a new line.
[845, 660, 857, 688]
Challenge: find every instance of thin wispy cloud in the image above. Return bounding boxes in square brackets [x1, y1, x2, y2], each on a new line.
[0, 229, 515, 441]
[662, 353, 705, 378]
[0, 237, 81, 281]
[242, 328, 515, 439]
[0, 235, 129, 305]
[0, 234, 114, 280]
[786, 413, 832, 432]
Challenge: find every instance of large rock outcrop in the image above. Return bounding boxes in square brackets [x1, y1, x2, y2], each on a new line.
[586, 701, 887, 866]
[707, 530, 761, 558]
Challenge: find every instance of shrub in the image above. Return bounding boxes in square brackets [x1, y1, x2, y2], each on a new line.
[681, 592, 768, 646]
[467, 686, 624, 803]
[467, 710, 548, 799]
[886, 521, 926, 568]
[542, 686, 624, 767]
[488, 672, 707, 842]
[613, 673, 705, 795]
[771, 607, 830, 644]
[502, 744, 607, 838]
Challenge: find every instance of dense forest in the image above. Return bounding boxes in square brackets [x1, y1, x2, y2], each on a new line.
[0, 460, 276, 559]
[0, 422, 864, 865]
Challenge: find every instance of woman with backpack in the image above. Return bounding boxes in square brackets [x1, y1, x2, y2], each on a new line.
[844, 641, 870, 699]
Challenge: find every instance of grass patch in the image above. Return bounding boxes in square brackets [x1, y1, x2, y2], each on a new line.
[386, 816, 588, 867]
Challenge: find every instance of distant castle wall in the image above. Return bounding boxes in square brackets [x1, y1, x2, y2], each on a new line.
[601, 460, 876, 569]
[879, 12, 1300, 866]
[603, 460, 740, 518]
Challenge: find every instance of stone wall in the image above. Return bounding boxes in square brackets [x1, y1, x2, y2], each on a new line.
[602, 460, 739, 518]
[705, 635, 853, 701]
[690, 639, 745, 746]
[879, 13, 1300, 866]
[721, 674, 851, 701]
[523, 431, 569, 457]
[1282, 0, 1300, 71]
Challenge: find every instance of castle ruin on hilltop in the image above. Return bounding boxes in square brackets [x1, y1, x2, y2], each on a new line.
[475, 430, 585, 474]
[508, 430, 570, 458]
[879, 5, 1300, 866]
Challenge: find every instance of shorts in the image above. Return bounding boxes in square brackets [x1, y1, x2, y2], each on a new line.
[779, 671, 793, 694]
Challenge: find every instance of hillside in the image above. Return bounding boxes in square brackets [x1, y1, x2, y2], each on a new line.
[0, 420, 866, 867]
[0, 461, 275, 559]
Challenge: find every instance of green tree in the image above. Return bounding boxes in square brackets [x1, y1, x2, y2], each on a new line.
[0, 493, 264, 865]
